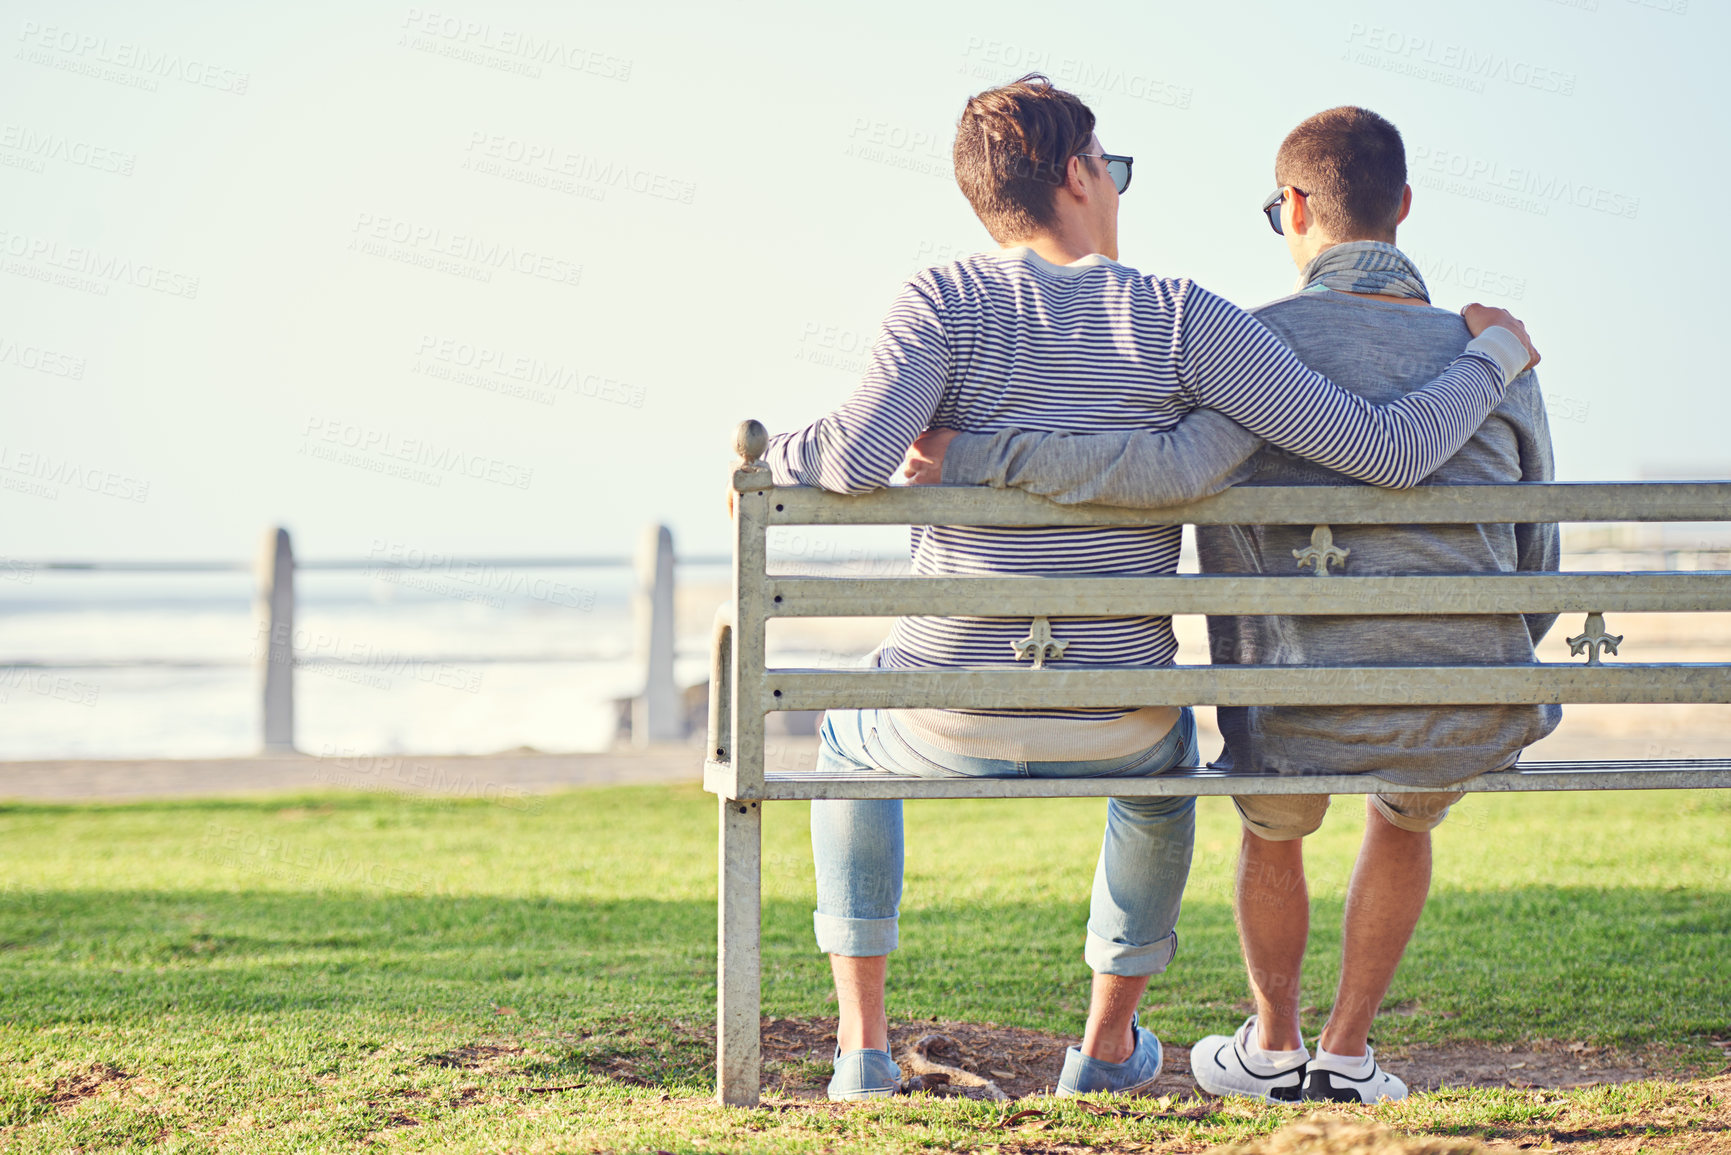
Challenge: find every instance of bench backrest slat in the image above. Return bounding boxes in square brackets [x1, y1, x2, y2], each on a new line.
[763, 664, 1731, 712]
[757, 479, 1731, 528]
[764, 573, 1731, 618]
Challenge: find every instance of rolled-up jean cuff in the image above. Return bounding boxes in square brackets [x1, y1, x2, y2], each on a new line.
[1085, 928, 1177, 977]
[814, 911, 899, 957]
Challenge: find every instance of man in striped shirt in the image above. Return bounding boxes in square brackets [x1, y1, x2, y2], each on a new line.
[762, 75, 1537, 1100]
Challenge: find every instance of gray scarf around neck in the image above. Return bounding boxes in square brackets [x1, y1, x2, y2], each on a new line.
[1295, 240, 1429, 302]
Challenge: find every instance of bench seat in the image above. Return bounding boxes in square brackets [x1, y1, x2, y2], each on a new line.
[706, 759, 1731, 800]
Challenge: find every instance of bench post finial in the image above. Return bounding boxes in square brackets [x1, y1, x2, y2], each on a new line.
[733, 420, 772, 494]
[735, 420, 769, 471]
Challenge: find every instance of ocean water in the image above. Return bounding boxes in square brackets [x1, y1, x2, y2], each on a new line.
[14, 547, 1725, 763]
[0, 566, 731, 761]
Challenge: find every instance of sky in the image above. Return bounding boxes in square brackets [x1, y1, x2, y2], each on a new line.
[3, 0, 1724, 565]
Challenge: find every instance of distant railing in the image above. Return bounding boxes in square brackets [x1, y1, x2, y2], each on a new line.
[20, 523, 1716, 761]
[6, 525, 730, 754]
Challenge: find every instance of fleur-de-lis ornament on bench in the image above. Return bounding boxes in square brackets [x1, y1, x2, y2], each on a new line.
[1293, 525, 1350, 576]
[1567, 611, 1623, 666]
[1012, 617, 1069, 668]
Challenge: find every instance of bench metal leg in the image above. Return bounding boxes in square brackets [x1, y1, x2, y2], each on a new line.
[717, 797, 762, 1106]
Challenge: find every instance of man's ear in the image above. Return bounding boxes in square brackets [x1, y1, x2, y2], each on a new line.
[1395, 184, 1413, 227]
[1287, 188, 1311, 235]
[1063, 154, 1090, 202]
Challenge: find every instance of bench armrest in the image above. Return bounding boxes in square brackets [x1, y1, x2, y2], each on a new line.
[706, 604, 736, 778]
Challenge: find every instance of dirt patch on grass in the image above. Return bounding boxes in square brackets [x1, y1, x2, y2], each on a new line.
[759, 1017, 1726, 1102]
[47, 1062, 131, 1111]
[560, 1018, 715, 1087]
[763, 1015, 1079, 1101]
[420, 1043, 523, 1071]
[1380, 1039, 1683, 1093]
[581, 1054, 655, 1086]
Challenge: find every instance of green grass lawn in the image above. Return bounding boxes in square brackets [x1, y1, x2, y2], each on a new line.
[0, 783, 1726, 1152]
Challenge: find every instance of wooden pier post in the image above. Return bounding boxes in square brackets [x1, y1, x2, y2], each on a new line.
[633, 523, 681, 745]
[256, 526, 295, 753]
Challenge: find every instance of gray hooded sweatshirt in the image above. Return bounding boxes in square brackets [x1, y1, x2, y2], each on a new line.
[940, 289, 1560, 787]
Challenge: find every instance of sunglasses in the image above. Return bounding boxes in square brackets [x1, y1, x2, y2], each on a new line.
[1077, 152, 1134, 194]
[1261, 185, 1308, 235]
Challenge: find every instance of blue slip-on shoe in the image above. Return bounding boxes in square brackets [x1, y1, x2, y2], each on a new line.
[827, 1045, 902, 1101]
[1056, 1013, 1164, 1097]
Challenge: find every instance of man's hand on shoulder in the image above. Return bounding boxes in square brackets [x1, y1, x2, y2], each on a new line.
[1462, 302, 1541, 372]
[902, 428, 959, 485]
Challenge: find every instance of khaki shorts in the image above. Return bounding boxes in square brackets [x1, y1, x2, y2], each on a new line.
[1233, 790, 1465, 841]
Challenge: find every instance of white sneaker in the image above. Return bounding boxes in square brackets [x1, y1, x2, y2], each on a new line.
[1189, 1016, 1307, 1103]
[1303, 1045, 1408, 1103]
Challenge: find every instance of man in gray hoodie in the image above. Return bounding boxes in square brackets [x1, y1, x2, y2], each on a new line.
[905, 106, 1557, 1104]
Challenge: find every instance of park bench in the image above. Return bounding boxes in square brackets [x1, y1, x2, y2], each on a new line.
[703, 419, 1731, 1107]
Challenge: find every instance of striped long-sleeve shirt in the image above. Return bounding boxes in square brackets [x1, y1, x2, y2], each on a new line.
[764, 247, 1522, 725]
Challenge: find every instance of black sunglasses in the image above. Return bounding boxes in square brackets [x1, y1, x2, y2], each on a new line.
[1261, 185, 1308, 235]
[1077, 152, 1133, 194]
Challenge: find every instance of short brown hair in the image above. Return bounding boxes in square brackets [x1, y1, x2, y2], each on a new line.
[953, 74, 1097, 243]
[1275, 107, 1407, 241]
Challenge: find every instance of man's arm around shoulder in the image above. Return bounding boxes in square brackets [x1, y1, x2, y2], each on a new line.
[909, 409, 1264, 508]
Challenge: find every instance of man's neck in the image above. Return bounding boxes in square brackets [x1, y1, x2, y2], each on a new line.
[1007, 230, 1106, 266]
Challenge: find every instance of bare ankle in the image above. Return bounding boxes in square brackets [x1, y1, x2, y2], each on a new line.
[1317, 1025, 1366, 1058]
[837, 1015, 889, 1053]
[1081, 1020, 1135, 1064]
[1256, 1016, 1304, 1052]
[829, 955, 891, 1053]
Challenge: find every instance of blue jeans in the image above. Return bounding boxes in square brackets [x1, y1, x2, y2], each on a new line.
[810, 707, 1199, 976]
